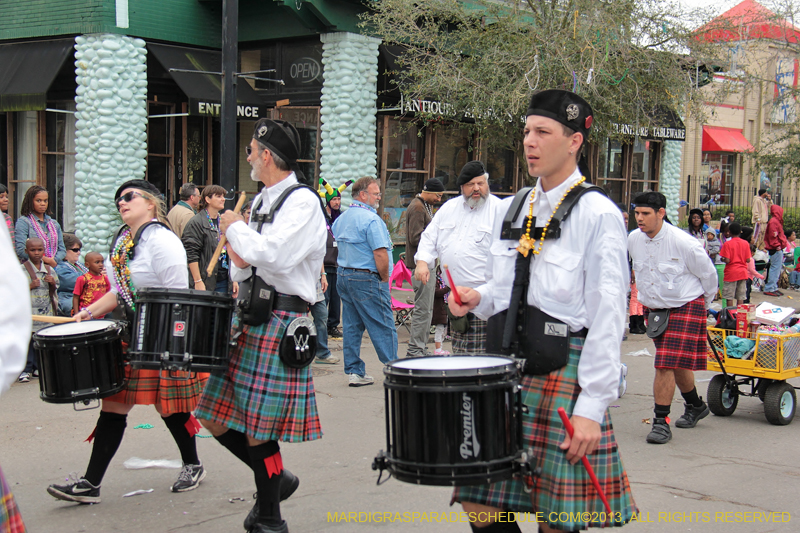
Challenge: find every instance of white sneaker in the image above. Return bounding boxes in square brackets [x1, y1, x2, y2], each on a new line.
[348, 373, 374, 387]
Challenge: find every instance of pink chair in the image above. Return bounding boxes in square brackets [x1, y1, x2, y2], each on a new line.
[389, 260, 414, 332]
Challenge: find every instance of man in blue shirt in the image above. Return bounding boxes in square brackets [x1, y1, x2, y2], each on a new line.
[332, 177, 398, 386]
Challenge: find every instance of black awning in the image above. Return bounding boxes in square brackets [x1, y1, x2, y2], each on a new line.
[0, 39, 75, 112]
[147, 43, 267, 119]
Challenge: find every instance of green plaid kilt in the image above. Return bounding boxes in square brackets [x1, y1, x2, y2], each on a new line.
[0, 464, 25, 533]
[451, 314, 487, 354]
[454, 338, 638, 530]
[195, 309, 322, 443]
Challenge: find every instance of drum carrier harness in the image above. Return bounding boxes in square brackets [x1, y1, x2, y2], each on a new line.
[238, 183, 326, 369]
[486, 181, 607, 375]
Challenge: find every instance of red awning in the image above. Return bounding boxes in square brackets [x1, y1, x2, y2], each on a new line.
[702, 126, 754, 152]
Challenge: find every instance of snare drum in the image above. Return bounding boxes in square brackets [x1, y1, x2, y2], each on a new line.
[378, 355, 523, 486]
[34, 320, 125, 404]
[129, 288, 234, 374]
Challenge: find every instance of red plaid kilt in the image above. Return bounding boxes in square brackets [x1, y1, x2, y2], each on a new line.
[0, 464, 25, 533]
[195, 309, 322, 442]
[454, 339, 638, 530]
[647, 296, 707, 371]
[452, 314, 487, 354]
[104, 345, 208, 415]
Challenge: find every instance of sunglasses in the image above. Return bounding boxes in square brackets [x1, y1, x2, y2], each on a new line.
[115, 191, 146, 210]
[69, 247, 82, 252]
[245, 145, 266, 157]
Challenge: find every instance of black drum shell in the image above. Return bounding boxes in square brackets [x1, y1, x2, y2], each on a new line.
[129, 288, 234, 373]
[383, 356, 521, 486]
[34, 322, 126, 404]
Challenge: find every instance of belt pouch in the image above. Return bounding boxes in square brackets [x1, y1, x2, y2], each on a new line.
[239, 274, 275, 326]
[487, 306, 570, 376]
[646, 309, 670, 338]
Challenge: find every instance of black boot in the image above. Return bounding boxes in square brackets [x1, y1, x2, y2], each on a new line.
[630, 315, 647, 334]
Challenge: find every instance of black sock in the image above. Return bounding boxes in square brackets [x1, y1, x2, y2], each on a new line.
[654, 404, 671, 419]
[248, 441, 283, 527]
[214, 429, 251, 467]
[162, 412, 199, 465]
[84, 411, 127, 486]
[681, 387, 704, 408]
[468, 518, 521, 532]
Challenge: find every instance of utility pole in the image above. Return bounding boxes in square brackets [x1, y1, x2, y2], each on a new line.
[220, 0, 239, 207]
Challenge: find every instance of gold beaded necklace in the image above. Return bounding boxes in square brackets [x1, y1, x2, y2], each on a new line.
[516, 176, 586, 257]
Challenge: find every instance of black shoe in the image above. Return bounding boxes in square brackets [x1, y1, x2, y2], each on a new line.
[47, 476, 101, 504]
[675, 401, 710, 428]
[646, 418, 672, 444]
[244, 470, 299, 530]
[327, 327, 342, 338]
[249, 521, 288, 533]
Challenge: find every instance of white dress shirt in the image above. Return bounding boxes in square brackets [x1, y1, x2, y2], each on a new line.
[227, 174, 326, 304]
[106, 222, 188, 292]
[0, 226, 31, 394]
[628, 222, 718, 310]
[473, 169, 629, 424]
[414, 193, 504, 288]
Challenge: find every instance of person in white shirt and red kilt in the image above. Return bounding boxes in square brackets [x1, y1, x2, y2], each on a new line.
[448, 90, 637, 532]
[195, 119, 326, 533]
[629, 192, 718, 444]
[47, 180, 208, 504]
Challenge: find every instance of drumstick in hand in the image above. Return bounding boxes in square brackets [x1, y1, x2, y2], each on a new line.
[32, 315, 75, 324]
[557, 407, 612, 516]
[443, 264, 463, 306]
[206, 191, 247, 277]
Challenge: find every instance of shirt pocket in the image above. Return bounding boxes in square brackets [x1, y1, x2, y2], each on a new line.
[657, 261, 683, 291]
[538, 245, 584, 308]
[474, 225, 492, 245]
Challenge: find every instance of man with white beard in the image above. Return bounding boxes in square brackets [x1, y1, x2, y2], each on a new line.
[414, 161, 504, 354]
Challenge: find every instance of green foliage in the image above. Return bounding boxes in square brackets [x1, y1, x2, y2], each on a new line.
[361, 0, 720, 164]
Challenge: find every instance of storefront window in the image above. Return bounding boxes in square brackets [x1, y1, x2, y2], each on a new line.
[701, 153, 735, 205]
[42, 104, 76, 230]
[384, 120, 426, 210]
[631, 139, 660, 200]
[433, 126, 473, 191]
[485, 147, 516, 194]
[597, 139, 625, 205]
[185, 116, 210, 185]
[147, 102, 174, 196]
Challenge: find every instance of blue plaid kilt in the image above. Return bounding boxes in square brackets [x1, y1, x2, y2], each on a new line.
[195, 309, 322, 442]
[454, 338, 638, 530]
[451, 314, 487, 354]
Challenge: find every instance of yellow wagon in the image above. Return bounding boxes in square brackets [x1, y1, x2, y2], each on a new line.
[706, 327, 800, 425]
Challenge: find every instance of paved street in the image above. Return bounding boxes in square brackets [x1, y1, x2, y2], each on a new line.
[2, 290, 799, 532]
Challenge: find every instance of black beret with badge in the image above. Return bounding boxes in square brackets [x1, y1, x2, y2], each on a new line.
[115, 179, 162, 200]
[252, 118, 301, 165]
[456, 161, 487, 187]
[526, 89, 594, 142]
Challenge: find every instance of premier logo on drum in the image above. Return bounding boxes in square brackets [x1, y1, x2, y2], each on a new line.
[173, 321, 186, 337]
[459, 393, 481, 460]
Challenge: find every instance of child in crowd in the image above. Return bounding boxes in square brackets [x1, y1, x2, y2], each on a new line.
[432, 267, 451, 355]
[784, 229, 797, 265]
[719, 223, 751, 307]
[242, 201, 252, 225]
[72, 252, 111, 319]
[20, 237, 59, 382]
[705, 227, 720, 261]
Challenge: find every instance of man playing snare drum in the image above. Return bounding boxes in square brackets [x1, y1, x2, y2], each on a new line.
[195, 119, 326, 533]
[448, 90, 637, 532]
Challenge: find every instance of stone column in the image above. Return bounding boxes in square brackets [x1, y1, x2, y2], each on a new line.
[659, 140, 683, 223]
[319, 32, 380, 207]
[73, 34, 148, 253]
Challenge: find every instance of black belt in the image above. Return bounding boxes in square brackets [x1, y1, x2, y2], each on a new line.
[342, 267, 378, 275]
[274, 294, 309, 313]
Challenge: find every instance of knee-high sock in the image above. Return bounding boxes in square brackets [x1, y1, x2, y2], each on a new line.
[247, 441, 283, 526]
[162, 412, 199, 465]
[214, 429, 251, 467]
[84, 411, 127, 486]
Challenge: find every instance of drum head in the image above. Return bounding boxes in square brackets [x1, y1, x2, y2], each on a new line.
[36, 320, 118, 337]
[386, 355, 516, 377]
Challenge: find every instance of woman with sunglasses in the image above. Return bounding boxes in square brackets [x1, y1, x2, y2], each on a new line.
[14, 185, 65, 265]
[55, 233, 89, 316]
[47, 179, 207, 505]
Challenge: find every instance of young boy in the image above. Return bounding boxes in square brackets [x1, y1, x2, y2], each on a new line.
[21, 237, 59, 382]
[72, 252, 111, 318]
[719, 223, 751, 307]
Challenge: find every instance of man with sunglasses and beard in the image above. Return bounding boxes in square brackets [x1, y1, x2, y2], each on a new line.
[195, 119, 326, 533]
